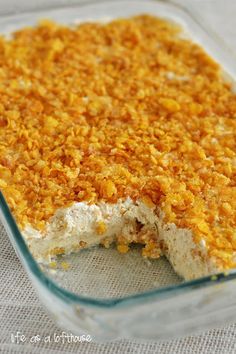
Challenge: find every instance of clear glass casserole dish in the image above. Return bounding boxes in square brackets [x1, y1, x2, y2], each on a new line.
[1, 0, 236, 342]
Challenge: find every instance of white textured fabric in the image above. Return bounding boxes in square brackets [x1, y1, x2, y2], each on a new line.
[1, 0, 236, 352]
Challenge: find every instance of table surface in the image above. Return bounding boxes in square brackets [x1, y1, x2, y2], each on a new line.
[1, 1, 236, 353]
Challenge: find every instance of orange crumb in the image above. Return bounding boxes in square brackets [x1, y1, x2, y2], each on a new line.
[79, 241, 87, 248]
[117, 244, 129, 254]
[49, 261, 57, 269]
[61, 261, 70, 270]
[96, 221, 107, 235]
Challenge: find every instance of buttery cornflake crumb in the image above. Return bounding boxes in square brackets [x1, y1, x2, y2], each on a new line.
[49, 247, 65, 256]
[96, 221, 107, 235]
[100, 237, 114, 249]
[0, 15, 236, 271]
[61, 261, 70, 270]
[117, 244, 130, 254]
[49, 261, 57, 269]
[141, 196, 156, 209]
[142, 241, 162, 259]
[79, 241, 87, 248]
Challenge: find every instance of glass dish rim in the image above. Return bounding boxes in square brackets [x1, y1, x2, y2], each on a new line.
[1, 0, 236, 309]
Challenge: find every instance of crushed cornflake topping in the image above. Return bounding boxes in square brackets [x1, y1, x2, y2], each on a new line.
[0, 15, 236, 269]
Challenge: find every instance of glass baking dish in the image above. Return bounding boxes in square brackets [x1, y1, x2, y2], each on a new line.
[1, 0, 236, 342]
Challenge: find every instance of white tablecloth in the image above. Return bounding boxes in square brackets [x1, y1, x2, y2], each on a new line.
[1, 1, 236, 352]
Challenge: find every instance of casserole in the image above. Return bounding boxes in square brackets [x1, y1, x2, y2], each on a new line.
[1, 0, 236, 341]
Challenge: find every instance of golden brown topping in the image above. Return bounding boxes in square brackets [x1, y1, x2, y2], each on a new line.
[0, 15, 236, 269]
